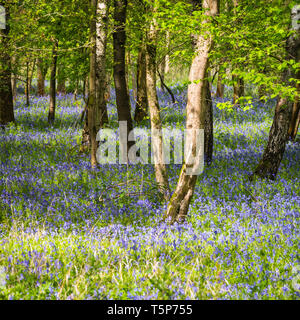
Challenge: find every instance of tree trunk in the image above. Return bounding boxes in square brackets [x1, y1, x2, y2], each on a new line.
[251, 98, 294, 180]
[37, 58, 46, 96]
[232, 74, 244, 104]
[145, 14, 170, 201]
[131, 61, 137, 101]
[288, 83, 300, 141]
[232, 0, 244, 105]
[48, 40, 58, 124]
[160, 54, 166, 92]
[57, 68, 66, 95]
[125, 50, 130, 97]
[113, 0, 135, 160]
[165, 0, 218, 223]
[165, 31, 170, 74]
[0, 3, 14, 126]
[11, 55, 17, 100]
[25, 61, 30, 106]
[251, 12, 300, 180]
[87, 0, 98, 168]
[28, 59, 36, 96]
[204, 79, 213, 165]
[95, 0, 109, 129]
[216, 73, 224, 98]
[57, 80, 66, 94]
[134, 40, 148, 123]
[145, 7, 170, 201]
[84, 74, 89, 99]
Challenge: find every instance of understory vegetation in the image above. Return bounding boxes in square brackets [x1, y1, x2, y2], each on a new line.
[0, 87, 299, 300]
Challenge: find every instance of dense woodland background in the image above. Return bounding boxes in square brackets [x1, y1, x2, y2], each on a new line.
[0, 0, 299, 300]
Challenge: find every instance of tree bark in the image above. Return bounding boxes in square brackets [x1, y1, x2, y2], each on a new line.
[145, 8, 170, 201]
[232, 74, 244, 104]
[216, 73, 224, 98]
[87, 0, 98, 168]
[165, 31, 170, 74]
[165, 0, 218, 223]
[28, 58, 35, 96]
[160, 53, 166, 92]
[204, 79, 213, 165]
[25, 61, 30, 106]
[0, 2, 14, 126]
[134, 40, 148, 123]
[24, 59, 35, 105]
[57, 67, 66, 95]
[251, 12, 300, 180]
[37, 58, 47, 96]
[95, 0, 109, 129]
[11, 55, 17, 100]
[113, 0, 135, 158]
[48, 40, 58, 124]
[288, 82, 300, 141]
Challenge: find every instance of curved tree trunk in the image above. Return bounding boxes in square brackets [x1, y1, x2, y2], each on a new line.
[251, 11, 300, 180]
[113, 0, 134, 161]
[0, 3, 14, 126]
[165, 0, 219, 223]
[145, 5, 170, 201]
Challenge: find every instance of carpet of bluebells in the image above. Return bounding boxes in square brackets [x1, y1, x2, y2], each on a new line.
[0, 85, 299, 300]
